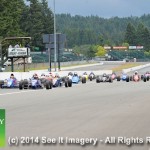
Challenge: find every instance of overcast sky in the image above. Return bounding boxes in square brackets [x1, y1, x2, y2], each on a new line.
[48, 0, 150, 18]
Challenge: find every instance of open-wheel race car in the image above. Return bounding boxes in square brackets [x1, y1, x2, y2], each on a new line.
[88, 72, 96, 81]
[64, 72, 87, 88]
[40, 73, 62, 89]
[0, 74, 19, 88]
[19, 74, 43, 90]
[64, 72, 79, 88]
[117, 71, 140, 82]
[81, 72, 88, 83]
[129, 71, 141, 82]
[141, 71, 150, 82]
[96, 73, 113, 83]
[19, 73, 62, 90]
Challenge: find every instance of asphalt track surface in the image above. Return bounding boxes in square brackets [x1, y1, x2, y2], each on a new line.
[0, 64, 150, 150]
[64, 63, 121, 71]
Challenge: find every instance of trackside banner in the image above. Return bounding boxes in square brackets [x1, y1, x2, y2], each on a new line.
[0, 109, 5, 147]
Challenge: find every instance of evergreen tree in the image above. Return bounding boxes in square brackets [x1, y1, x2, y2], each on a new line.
[124, 23, 136, 45]
[0, 0, 25, 37]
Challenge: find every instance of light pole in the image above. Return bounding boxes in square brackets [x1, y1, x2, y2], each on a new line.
[54, 0, 57, 71]
[0, 42, 2, 71]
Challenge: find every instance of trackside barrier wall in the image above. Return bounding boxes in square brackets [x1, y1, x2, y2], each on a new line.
[0, 70, 112, 81]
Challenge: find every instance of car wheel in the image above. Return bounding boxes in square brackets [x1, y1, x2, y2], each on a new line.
[19, 81, 23, 90]
[143, 77, 147, 82]
[68, 79, 72, 87]
[126, 76, 129, 82]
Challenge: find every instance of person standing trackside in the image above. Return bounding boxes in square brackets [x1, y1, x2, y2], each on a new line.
[14, 43, 20, 48]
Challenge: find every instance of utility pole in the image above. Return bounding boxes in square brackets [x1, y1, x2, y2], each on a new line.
[54, 0, 57, 71]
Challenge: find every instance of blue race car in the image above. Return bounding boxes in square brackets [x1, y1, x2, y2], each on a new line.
[64, 72, 80, 87]
[19, 73, 43, 90]
[119, 73, 130, 82]
[19, 78, 43, 90]
[72, 73, 80, 83]
[1, 78, 19, 88]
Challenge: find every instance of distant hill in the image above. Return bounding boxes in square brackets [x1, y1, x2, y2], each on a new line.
[56, 14, 150, 48]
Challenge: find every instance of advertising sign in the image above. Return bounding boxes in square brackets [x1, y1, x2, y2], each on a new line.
[8, 48, 30, 57]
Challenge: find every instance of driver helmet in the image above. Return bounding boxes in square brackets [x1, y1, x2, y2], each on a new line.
[135, 71, 138, 75]
[74, 72, 78, 76]
[33, 73, 38, 79]
[83, 72, 87, 75]
[103, 73, 107, 77]
[68, 72, 73, 76]
[55, 73, 59, 78]
[49, 72, 54, 77]
[10, 73, 14, 78]
[41, 73, 45, 77]
[146, 71, 149, 74]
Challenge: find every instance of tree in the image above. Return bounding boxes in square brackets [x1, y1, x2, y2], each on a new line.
[124, 23, 136, 45]
[41, 0, 54, 34]
[21, 0, 54, 49]
[0, 0, 25, 37]
[142, 27, 150, 50]
[95, 46, 106, 57]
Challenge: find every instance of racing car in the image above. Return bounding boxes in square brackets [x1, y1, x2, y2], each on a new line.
[96, 73, 113, 83]
[81, 72, 88, 83]
[19, 78, 43, 90]
[141, 71, 150, 82]
[0, 74, 19, 88]
[37, 73, 62, 90]
[117, 73, 130, 82]
[64, 72, 73, 88]
[88, 72, 96, 81]
[117, 71, 140, 82]
[130, 71, 140, 82]
[64, 72, 87, 87]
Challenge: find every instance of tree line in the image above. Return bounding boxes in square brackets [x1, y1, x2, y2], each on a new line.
[1, 0, 150, 55]
[56, 14, 150, 51]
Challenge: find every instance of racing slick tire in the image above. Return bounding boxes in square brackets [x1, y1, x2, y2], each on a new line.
[23, 79, 28, 89]
[130, 76, 133, 81]
[82, 77, 86, 84]
[96, 77, 100, 83]
[117, 76, 121, 81]
[19, 81, 23, 90]
[109, 78, 113, 83]
[89, 76, 92, 81]
[143, 76, 147, 82]
[141, 75, 144, 80]
[46, 80, 52, 89]
[65, 79, 68, 88]
[0, 80, 4, 88]
[147, 76, 149, 81]
[68, 79, 72, 87]
[126, 76, 129, 82]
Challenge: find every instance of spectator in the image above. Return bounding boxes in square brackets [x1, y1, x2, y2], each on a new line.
[14, 43, 20, 48]
[9, 45, 13, 48]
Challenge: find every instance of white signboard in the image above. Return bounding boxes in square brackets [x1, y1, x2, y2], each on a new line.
[104, 46, 111, 50]
[8, 48, 30, 57]
[136, 46, 144, 49]
[129, 46, 137, 50]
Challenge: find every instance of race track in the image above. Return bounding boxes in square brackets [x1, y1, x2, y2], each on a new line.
[0, 65, 150, 150]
